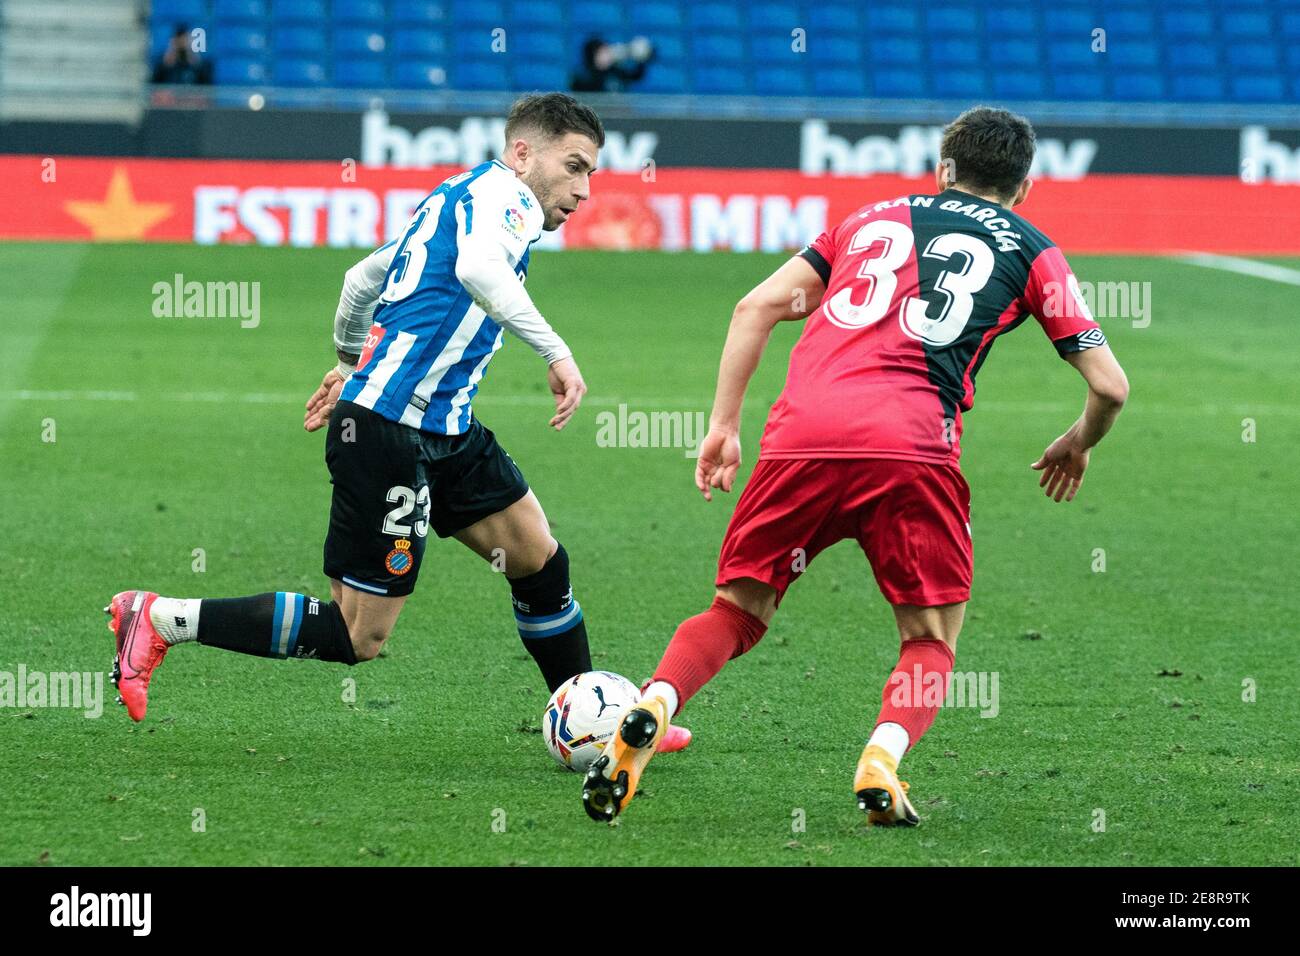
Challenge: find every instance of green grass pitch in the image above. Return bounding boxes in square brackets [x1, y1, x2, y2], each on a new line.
[1, 241, 1296, 866]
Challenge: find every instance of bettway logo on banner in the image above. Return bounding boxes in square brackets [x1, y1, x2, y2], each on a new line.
[2, 156, 1298, 254]
[800, 121, 1099, 178]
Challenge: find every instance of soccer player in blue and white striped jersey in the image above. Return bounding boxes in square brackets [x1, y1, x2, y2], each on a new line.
[105, 95, 689, 755]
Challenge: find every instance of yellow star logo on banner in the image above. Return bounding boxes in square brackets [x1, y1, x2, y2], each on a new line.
[64, 167, 173, 241]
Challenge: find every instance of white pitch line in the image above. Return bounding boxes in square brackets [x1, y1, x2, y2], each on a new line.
[1173, 252, 1300, 286]
[1, 390, 1297, 416]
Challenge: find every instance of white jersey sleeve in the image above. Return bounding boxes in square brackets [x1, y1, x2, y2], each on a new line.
[333, 242, 397, 356]
[453, 168, 572, 365]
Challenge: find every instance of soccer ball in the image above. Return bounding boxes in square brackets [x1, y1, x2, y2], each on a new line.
[543, 671, 641, 772]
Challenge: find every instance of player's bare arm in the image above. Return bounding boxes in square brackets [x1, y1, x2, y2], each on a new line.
[1032, 344, 1129, 502]
[697, 255, 826, 500]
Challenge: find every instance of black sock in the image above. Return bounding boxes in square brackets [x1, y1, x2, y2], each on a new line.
[197, 592, 357, 664]
[509, 543, 592, 692]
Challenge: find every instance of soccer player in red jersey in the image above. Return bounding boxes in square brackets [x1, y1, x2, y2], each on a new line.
[583, 107, 1130, 825]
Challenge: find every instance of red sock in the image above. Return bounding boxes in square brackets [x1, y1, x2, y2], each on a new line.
[652, 597, 767, 711]
[873, 637, 955, 752]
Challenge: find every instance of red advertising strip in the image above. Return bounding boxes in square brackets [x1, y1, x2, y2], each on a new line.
[3, 155, 1297, 254]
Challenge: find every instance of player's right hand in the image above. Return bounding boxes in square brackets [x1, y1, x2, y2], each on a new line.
[304, 368, 345, 432]
[695, 428, 741, 501]
[547, 356, 587, 431]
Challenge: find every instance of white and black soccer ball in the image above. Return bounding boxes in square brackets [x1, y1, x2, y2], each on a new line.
[543, 671, 641, 772]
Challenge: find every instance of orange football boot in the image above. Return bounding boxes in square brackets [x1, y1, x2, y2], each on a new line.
[854, 744, 920, 826]
[582, 695, 672, 821]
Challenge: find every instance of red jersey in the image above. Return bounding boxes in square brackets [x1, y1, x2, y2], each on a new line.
[760, 188, 1106, 465]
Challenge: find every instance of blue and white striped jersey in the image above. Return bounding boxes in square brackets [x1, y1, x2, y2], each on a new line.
[339, 160, 546, 434]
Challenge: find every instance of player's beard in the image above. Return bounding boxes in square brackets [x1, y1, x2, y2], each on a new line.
[523, 173, 566, 232]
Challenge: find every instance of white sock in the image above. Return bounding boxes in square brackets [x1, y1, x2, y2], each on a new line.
[867, 722, 910, 766]
[643, 680, 679, 718]
[150, 597, 201, 645]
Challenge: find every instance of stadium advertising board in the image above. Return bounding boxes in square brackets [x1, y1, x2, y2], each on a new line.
[4, 155, 1296, 253]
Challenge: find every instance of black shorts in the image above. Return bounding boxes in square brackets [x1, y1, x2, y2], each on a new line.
[323, 400, 529, 597]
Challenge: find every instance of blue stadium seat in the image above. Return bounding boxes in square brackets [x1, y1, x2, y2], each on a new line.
[511, 31, 565, 58]
[1231, 74, 1285, 101]
[869, 38, 922, 66]
[872, 69, 926, 98]
[510, 1, 565, 28]
[926, 7, 980, 36]
[930, 38, 981, 66]
[750, 4, 801, 32]
[334, 0, 386, 28]
[754, 66, 810, 96]
[985, 7, 1036, 34]
[629, 2, 683, 31]
[992, 72, 1046, 99]
[393, 30, 447, 57]
[643, 34, 686, 62]
[933, 69, 988, 98]
[1226, 42, 1279, 71]
[1109, 40, 1160, 68]
[1170, 73, 1225, 101]
[816, 36, 862, 65]
[453, 28, 498, 58]
[452, 0, 505, 25]
[453, 59, 510, 89]
[1161, 9, 1213, 38]
[511, 60, 570, 90]
[1166, 41, 1217, 71]
[1051, 71, 1106, 99]
[334, 28, 387, 56]
[692, 66, 749, 94]
[1110, 72, 1165, 100]
[273, 27, 327, 56]
[690, 35, 745, 63]
[213, 56, 268, 84]
[812, 67, 868, 97]
[210, 26, 267, 56]
[866, 6, 921, 35]
[272, 0, 327, 24]
[1221, 11, 1272, 39]
[808, 6, 863, 33]
[690, 4, 744, 32]
[751, 34, 802, 64]
[989, 38, 1041, 67]
[1047, 39, 1098, 67]
[1284, 13, 1300, 39]
[1104, 9, 1155, 34]
[572, 1, 624, 31]
[393, 59, 449, 88]
[152, 0, 208, 22]
[1045, 9, 1098, 39]
[335, 58, 388, 87]
[1286, 42, 1300, 68]
[393, 1, 447, 27]
[212, 0, 267, 25]
[272, 57, 328, 86]
[637, 63, 688, 92]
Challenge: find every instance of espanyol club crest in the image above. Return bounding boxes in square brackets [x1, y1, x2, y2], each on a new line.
[384, 538, 413, 575]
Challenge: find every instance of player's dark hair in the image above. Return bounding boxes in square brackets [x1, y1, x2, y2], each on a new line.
[940, 106, 1036, 201]
[505, 92, 605, 148]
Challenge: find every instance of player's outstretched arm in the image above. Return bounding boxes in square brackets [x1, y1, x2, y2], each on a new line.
[305, 244, 396, 432]
[697, 256, 826, 500]
[1031, 344, 1129, 502]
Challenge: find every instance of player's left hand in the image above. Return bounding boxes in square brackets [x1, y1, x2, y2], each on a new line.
[1030, 431, 1090, 502]
[695, 428, 741, 501]
[304, 368, 346, 432]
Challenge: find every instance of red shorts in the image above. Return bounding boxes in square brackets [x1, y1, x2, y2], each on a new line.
[716, 458, 972, 608]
